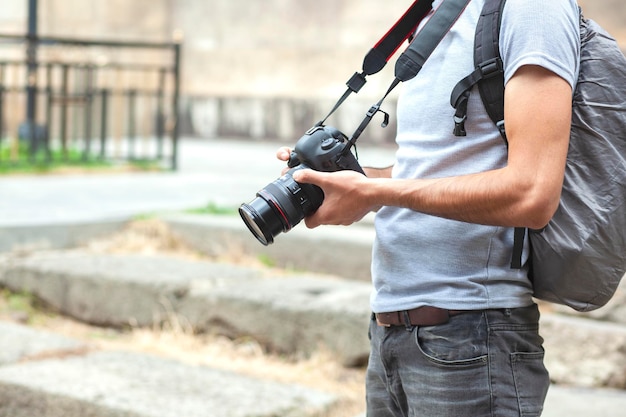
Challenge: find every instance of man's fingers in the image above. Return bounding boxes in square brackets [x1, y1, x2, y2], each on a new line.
[292, 168, 319, 185]
[276, 147, 292, 161]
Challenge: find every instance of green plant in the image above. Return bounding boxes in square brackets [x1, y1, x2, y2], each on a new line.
[186, 202, 238, 216]
[0, 141, 163, 175]
[256, 254, 277, 268]
[0, 289, 41, 323]
[6, 290, 35, 311]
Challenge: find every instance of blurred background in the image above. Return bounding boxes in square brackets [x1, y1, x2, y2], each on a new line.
[1, 0, 622, 171]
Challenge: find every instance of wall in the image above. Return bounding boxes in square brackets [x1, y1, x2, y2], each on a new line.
[172, 0, 410, 143]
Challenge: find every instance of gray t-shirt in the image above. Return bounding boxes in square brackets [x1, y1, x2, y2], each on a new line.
[371, 0, 580, 313]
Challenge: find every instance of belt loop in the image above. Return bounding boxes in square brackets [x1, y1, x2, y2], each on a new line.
[401, 310, 413, 331]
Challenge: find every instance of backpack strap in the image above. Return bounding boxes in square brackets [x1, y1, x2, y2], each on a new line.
[450, 0, 507, 141]
[511, 226, 525, 269]
[449, 0, 525, 269]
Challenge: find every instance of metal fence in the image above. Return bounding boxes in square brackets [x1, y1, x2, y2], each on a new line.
[0, 33, 181, 170]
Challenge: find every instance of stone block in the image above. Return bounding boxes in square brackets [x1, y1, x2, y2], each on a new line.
[0, 350, 336, 417]
[0, 321, 86, 366]
[542, 313, 626, 389]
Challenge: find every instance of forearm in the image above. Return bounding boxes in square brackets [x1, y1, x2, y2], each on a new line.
[366, 166, 555, 229]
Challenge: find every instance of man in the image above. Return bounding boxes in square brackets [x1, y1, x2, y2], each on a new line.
[278, 0, 580, 415]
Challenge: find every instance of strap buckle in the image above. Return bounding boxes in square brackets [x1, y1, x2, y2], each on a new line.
[478, 57, 503, 79]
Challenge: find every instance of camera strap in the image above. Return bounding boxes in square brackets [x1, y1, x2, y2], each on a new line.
[317, 0, 435, 127]
[343, 0, 471, 153]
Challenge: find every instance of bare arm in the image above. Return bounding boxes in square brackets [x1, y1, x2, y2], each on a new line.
[293, 65, 572, 229]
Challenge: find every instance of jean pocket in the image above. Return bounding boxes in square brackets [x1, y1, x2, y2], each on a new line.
[415, 322, 489, 367]
[511, 351, 549, 417]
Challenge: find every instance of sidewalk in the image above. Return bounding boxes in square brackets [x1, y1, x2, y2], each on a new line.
[0, 137, 397, 227]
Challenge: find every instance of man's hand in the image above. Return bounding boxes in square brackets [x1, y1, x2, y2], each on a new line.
[276, 146, 391, 228]
[291, 168, 374, 228]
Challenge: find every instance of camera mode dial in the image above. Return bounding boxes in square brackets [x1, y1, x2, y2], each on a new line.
[321, 138, 337, 150]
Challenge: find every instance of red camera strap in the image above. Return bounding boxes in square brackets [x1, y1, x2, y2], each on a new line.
[318, 0, 434, 126]
[362, 0, 435, 76]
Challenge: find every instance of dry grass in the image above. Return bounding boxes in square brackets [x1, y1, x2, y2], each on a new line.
[85, 218, 205, 258]
[85, 218, 277, 269]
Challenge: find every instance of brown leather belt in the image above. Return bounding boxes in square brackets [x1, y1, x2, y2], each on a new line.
[375, 306, 466, 327]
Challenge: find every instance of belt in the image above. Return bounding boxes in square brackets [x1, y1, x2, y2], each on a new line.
[374, 306, 467, 327]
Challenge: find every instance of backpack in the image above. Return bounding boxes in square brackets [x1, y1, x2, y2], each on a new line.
[451, 0, 626, 312]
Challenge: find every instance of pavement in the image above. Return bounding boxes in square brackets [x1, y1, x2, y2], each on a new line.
[1, 137, 626, 417]
[0, 137, 397, 227]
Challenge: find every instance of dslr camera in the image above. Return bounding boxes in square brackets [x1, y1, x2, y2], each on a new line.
[239, 125, 364, 245]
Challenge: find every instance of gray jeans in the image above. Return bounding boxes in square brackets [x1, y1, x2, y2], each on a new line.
[366, 304, 549, 417]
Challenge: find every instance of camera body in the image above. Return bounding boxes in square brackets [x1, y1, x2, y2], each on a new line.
[288, 125, 364, 173]
[239, 125, 364, 245]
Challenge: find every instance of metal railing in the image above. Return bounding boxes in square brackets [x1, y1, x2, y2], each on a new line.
[0, 33, 181, 170]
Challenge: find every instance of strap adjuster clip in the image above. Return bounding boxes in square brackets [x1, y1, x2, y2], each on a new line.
[496, 120, 507, 140]
[479, 57, 503, 79]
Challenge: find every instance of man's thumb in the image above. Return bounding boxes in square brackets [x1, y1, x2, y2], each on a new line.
[292, 168, 316, 184]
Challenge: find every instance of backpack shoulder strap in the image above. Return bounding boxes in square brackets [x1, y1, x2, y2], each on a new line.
[450, 0, 507, 140]
[473, 0, 507, 136]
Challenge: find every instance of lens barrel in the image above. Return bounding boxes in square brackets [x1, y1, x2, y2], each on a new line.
[238, 168, 323, 245]
[238, 197, 283, 246]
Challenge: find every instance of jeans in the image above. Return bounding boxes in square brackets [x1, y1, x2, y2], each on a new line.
[366, 304, 549, 417]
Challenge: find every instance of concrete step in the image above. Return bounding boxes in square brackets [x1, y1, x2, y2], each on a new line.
[161, 213, 375, 283]
[0, 250, 372, 366]
[542, 385, 626, 417]
[0, 220, 128, 253]
[541, 313, 626, 388]
[0, 321, 88, 366]
[0, 322, 336, 417]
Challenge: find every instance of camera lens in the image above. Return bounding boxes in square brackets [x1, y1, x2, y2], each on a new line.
[239, 198, 277, 246]
[239, 169, 323, 245]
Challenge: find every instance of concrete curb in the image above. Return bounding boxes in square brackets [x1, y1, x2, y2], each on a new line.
[0, 250, 372, 366]
[0, 346, 336, 417]
[542, 313, 626, 388]
[162, 213, 375, 282]
[0, 220, 128, 253]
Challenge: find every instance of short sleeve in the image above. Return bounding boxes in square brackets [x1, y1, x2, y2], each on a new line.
[500, 0, 580, 89]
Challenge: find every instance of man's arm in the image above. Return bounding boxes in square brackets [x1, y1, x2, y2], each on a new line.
[293, 65, 572, 229]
